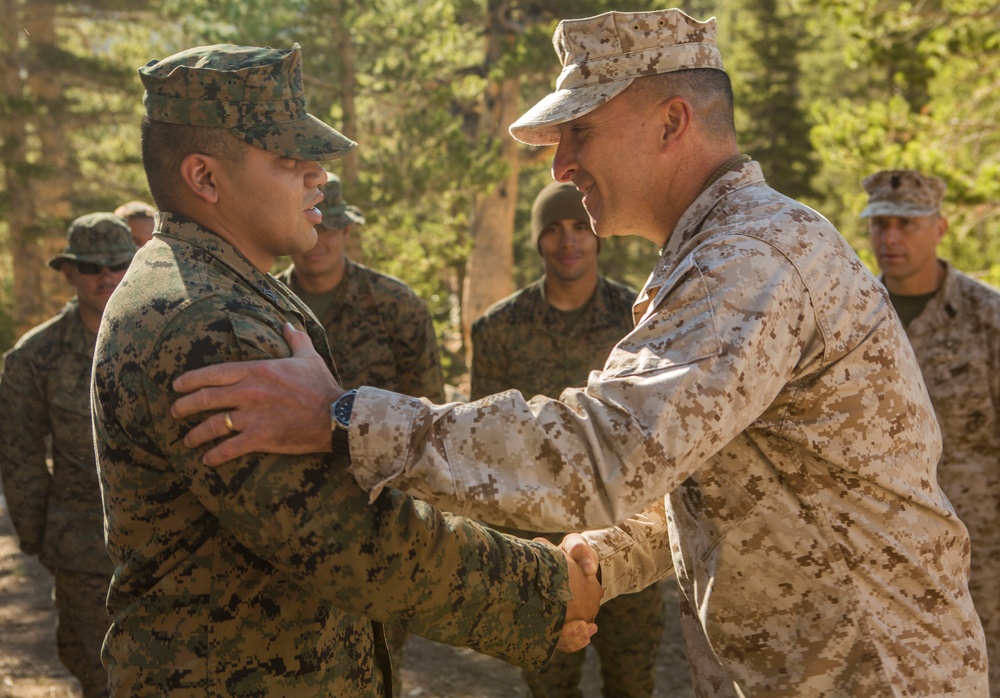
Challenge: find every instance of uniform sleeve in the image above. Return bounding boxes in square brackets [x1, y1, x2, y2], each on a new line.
[0, 347, 52, 556]
[469, 315, 510, 400]
[348, 242, 815, 533]
[580, 499, 674, 602]
[127, 303, 569, 668]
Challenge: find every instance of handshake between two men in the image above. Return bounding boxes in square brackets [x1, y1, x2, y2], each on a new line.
[170, 322, 606, 656]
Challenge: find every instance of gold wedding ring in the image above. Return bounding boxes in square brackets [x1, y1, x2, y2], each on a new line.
[224, 412, 235, 433]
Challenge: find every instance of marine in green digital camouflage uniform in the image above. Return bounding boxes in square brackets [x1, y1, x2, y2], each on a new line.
[0, 213, 137, 698]
[277, 175, 445, 402]
[278, 175, 445, 694]
[91, 44, 597, 697]
[862, 169, 1000, 695]
[471, 181, 666, 698]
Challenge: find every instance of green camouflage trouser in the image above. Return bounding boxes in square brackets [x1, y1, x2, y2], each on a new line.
[53, 569, 110, 698]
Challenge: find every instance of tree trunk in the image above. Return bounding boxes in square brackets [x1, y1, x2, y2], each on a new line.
[461, 74, 520, 364]
[5, 1, 74, 339]
[461, 1, 523, 363]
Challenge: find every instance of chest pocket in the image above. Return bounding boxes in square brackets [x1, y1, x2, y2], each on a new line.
[919, 337, 993, 439]
[331, 325, 397, 391]
[47, 359, 95, 465]
[605, 259, 722, 378]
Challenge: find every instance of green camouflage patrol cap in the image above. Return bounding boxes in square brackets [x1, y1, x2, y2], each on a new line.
[139, 43, 357, 161]
[510, 9, 723, 146]
[860, 169, 947, 219]
[48, 213, 137, 270]
[531, 181, 591, 251]
[318, 174, 365, 229]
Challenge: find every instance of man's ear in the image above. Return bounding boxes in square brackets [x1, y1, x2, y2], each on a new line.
[934, 215, 949, 245]
[179, 153, 221, 204]
[658, 97, 693, 152]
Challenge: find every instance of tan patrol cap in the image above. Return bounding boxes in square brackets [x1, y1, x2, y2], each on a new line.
[860, 169, 946, 219]
[510, 9, 723, 146]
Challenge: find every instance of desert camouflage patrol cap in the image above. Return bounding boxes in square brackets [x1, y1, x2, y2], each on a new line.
[48, 213, 137, 270]
[531, 181, 591, 251]
[510, 9, 723, 146]
[139, 43, 357, 161]
[318, 174, 365, 229]
[860, 169, 947, 219]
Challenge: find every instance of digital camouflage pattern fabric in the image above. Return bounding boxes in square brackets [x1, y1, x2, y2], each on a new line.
[279, 249, 444, 695]
[345, 161, 988, 696]
[139, 43, 356, 161]
[471, 276, 634, 401]
[278, 258, 445, 403]
[860, 169, 947, 219]
[510, 9, 723, 146]
[0, 299, 113, 696]
[92, 213, 571, 697]
[472, 274, 668, 698]
[47, 212, 137, 270]
[894, 261, 1000, 694]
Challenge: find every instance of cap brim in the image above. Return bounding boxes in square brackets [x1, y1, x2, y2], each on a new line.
[243, 113, 358, 161]
[47, 251, 135, 270]
[860, 202, 939, 219]
[320, 205, 365, 228]
[509, 79, 634, 146]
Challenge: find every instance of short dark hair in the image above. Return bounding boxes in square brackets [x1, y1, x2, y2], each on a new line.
[140, 117, 248, 211]
[632, 68, 736, 140]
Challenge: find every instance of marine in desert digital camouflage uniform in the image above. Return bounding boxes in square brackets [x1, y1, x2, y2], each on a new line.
[91, 43, 599, 697]
[862, 168, 1000, 695]
[472, 181, 668, 698]
[0, 213, 136, 697]
[278, 174, 445, 694]
[168, 11, 988, 696]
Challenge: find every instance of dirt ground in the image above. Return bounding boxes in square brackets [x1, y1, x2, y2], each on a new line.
[0, 486, 694, 698]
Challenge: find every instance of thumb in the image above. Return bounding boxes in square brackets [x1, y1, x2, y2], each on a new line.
[282, 322, 318, 357]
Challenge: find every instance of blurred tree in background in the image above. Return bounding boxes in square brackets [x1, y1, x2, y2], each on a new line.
[1, 0, 997, 386]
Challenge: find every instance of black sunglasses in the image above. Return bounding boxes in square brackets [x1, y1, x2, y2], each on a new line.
[74, 260, 131, 275]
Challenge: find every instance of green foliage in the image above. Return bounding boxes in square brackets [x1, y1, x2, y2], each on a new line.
[3, 0, 999, 358]
[728, 0, 820, 201]
[811, 0, 1000, 278]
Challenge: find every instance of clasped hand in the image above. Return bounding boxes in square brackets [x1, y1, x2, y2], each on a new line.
[539, 533, 603, 653]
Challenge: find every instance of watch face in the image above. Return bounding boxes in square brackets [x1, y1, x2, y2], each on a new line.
[333, 390, 357, 429]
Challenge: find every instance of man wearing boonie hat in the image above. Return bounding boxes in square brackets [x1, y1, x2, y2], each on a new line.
[0, 212, 136, 697]
[165, 13, 987, 696]
[471, 180, 669, 697]
[91, 43, 600, 697]
[278, 173, 446, 694]
[862, 168, 1000, 695]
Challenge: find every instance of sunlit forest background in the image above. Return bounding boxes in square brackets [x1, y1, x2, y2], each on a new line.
[2, 0, 998, 385]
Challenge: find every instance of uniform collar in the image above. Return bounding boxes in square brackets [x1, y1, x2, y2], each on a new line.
[633, 159, 764, 324]
[531, 275, 620, 331]
[155, 212, 296, 312]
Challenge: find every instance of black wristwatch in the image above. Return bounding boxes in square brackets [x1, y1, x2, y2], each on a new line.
[331, 389, 358, 430]
[330, 389, 357, 455]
